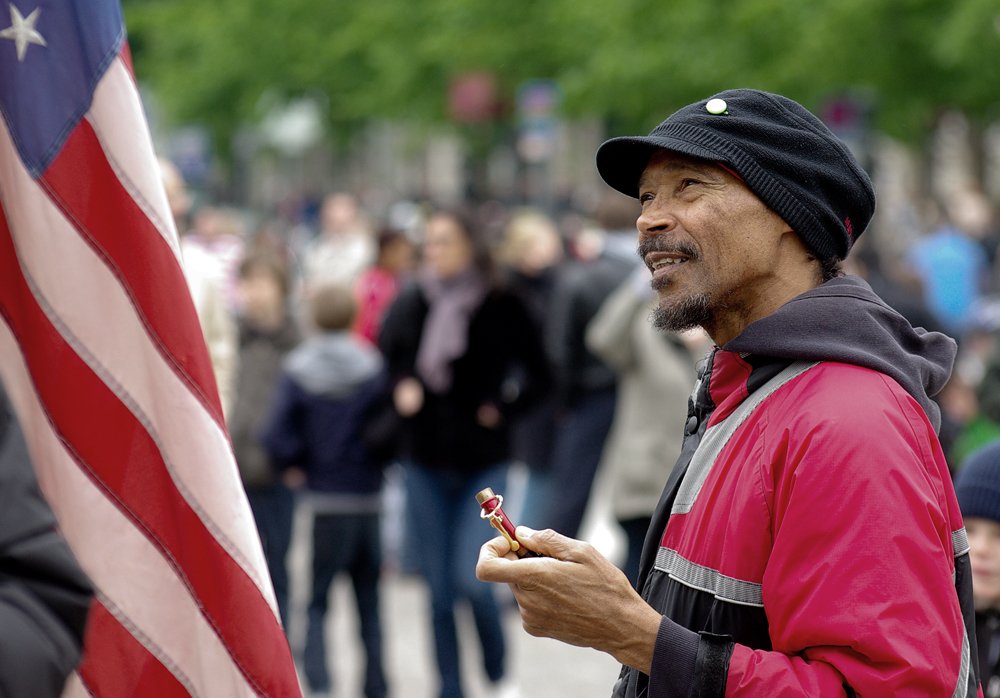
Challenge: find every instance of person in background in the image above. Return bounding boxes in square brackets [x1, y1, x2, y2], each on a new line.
[540, 192, 640, 538]
[0, 379, 93, 698]
[585, 267, 701, 585]
[496, 211, 564, 325]
[303, 193, 376, 294]
[159, 158, 238, 417]
[940, 372, 989, 470]
[494, 211, 564, 526]
[353, 229, 415, 345]
[261, 285, 388, 698]
[228, 252, 301, 629]
[183, 205, 248, 313]
[973, 319, 1000, 450]
[843, 240, 942, 335]
[379, 210, 549, 698]
[906, 195, 990, 338]
[954, 440, 1000, 696]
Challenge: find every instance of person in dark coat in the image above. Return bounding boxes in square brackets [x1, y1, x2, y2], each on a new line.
[229, 252, 301, 630]
[262, 285, 388, 698]
[536, 193, 639, 537]
[0, 379, 93, 698]
[379, 209, 550, 698]
[495, 211, 563, 493]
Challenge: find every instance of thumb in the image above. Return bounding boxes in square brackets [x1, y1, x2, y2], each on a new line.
[515, 526, 580, 560]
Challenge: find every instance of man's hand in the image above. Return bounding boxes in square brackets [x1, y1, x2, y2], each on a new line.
[476, 527, 661, 673]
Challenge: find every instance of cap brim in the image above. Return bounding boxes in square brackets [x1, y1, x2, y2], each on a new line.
[596, 135, 729, 199]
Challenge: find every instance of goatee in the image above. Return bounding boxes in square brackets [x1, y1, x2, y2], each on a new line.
[640, 237, 710, 333]
[650, 286, 712, 333]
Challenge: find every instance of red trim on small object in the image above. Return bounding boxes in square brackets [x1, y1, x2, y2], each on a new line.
[717, 163, 744, 182]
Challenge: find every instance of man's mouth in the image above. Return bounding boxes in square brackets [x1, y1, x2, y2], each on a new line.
[648, 253, 690, 271]
[638, 239, 698, 276]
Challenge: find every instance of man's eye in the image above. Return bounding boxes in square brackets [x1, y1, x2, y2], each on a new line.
[639, 192, 655, 204]
[681, 178, 702, 188]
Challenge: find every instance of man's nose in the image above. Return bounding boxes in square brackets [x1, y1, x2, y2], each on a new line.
[637, 201, 678, 240]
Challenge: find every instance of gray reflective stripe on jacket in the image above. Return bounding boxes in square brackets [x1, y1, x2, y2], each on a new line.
[672, 361, 821, 516]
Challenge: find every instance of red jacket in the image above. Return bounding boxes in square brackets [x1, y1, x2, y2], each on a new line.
[614, 277, 978, 698]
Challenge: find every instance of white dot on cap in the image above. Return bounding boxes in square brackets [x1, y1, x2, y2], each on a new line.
[706, 98, 727, 115]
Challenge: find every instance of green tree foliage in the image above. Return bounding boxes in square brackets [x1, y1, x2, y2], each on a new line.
[123, 0, 1000, 144]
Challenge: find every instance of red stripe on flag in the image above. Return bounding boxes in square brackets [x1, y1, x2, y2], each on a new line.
[38, 119, 224, 427]
[0, 209, 298, 697]
[79, 600, 192, 698]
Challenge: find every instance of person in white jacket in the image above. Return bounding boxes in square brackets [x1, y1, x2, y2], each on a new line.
[160, 158, 238, 418]
[585, 267, 701, 584]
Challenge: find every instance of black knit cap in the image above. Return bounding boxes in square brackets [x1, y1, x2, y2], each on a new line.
[596, 89, 876, 261]
[955, 440, 1000, 525]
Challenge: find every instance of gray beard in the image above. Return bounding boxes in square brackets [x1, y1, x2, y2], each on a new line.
[650, 292, 712, 333]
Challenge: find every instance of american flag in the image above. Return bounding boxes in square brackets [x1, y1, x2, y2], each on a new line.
[0, 1, 301, 696]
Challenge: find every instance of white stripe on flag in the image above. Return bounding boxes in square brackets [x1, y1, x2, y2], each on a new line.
[0, 323, 260, 698]
[87, 56, 181, 260]
[0, 92, 275, 610]
[60, 672, 89, 698]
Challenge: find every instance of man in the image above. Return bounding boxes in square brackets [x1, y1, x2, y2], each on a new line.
[477, 89, 976, 697]
[302, 192, 377, 293]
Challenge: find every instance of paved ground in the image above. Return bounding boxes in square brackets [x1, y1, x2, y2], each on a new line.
[285, 466, 626, 698]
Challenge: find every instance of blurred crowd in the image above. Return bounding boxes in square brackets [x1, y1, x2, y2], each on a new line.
[158, 156, 1000, 698]
[843, 186, 1000, 469]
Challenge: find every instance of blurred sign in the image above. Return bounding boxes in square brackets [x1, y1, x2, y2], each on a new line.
[820, 94, 871, 167]
[449, 72, 498, 123]
[517, 80, 560, 121]
[260, 96, 325, 156]
[169, 125, 212, 185]
[516, 80, 561, 164]
[821, 97, 863, 135]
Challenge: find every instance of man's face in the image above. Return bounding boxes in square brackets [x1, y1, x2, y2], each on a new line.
[967, 516, 1000, 610]
[636, 150, 792, 343]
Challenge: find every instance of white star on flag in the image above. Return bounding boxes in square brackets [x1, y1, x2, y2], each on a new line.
[0, 4, 46, 62]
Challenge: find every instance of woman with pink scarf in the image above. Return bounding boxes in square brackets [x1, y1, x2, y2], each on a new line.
[379, 210, 550, 698]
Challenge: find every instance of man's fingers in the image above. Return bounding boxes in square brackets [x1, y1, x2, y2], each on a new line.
[515, 526, 584, 561]
[479, 534, 511, 561]
[476, 535, 520, 582]
[478, 527, 588, 587]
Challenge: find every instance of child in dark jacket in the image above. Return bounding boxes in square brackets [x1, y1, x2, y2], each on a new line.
[955, 439, 1000, 697]
[262, 284, 387, 698]
[230, 253, 301, 630]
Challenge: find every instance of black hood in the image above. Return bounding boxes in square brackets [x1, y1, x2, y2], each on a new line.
[724, 275, 956, 432]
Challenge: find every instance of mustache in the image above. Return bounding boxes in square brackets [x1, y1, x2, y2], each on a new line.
[637, 237, 698, 264]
